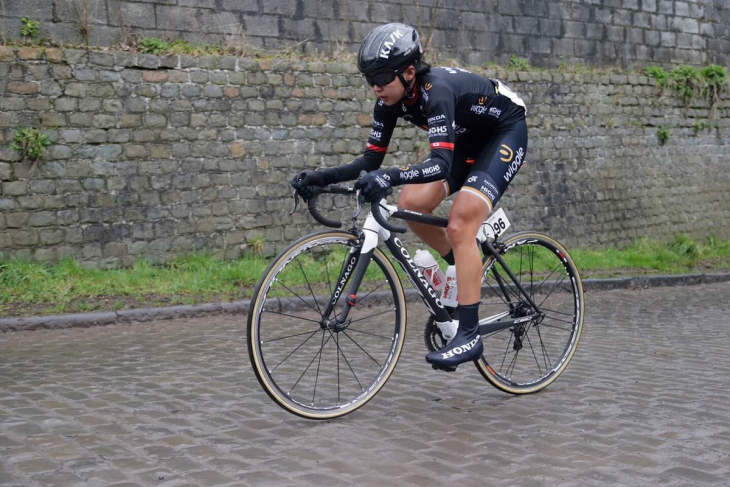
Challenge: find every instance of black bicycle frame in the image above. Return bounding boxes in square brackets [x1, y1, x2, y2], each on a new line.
[329, 208, 542, 337]
[392, 208, 542, 313]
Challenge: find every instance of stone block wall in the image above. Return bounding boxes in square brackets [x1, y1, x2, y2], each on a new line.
[0, 46, 728, 267]
[1, 0, 729, 68]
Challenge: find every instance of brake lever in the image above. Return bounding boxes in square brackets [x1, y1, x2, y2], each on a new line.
[353, 191, 364, 219]
[289, 189, 300, 215]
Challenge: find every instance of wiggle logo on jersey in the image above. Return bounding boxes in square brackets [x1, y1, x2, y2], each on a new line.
[470, 105, 489, 115]
[400, 168, 420, 180]
[499, 144, 514, 162]
[503, 147, 525, 182]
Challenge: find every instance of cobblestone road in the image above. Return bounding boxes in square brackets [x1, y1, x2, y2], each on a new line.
[2, 283, 730, 487]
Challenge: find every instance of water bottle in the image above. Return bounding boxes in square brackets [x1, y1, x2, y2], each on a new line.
[441, 265, 458, 307]
[413, 249, 445, 291]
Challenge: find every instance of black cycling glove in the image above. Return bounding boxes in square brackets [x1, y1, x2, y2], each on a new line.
[291, 169, 339, 200]
[354, 170, 392, 202]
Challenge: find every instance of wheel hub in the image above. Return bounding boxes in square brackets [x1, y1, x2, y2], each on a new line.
[320, 318, 349, 332]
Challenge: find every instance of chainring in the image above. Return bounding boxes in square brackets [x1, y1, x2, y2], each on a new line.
[424, 316, 448, 353]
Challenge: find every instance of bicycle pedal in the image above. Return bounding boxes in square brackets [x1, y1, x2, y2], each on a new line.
[431, 363, 457, 373]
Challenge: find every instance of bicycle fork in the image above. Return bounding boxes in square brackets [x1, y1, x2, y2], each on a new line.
[322, 216, 387, 328]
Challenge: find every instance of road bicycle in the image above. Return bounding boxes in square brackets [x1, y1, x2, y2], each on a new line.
[247, 185, 584, 419]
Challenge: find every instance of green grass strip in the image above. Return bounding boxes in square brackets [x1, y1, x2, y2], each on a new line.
[1, 235, 728, 316]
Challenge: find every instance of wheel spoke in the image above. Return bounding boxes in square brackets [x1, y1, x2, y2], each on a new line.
[274, 279, 322, 316]
[538, 306, 575, 318]
[296, 257, 323, 316]
[342, 330, 383, 367]
[530, 323, 552, 369]
[483, 274, 520, 307]
[537, 319, 575, 331]
[347, 308, 395, 325]
[289, 331, 331, 395]
[326, 329, 363, 390]
[499, 331, 514, 373]
[324, 250, 334, 297]
[505, 349, 519, 378]
[262, 309, 322, 326]
[524, 331, 545, 375]
[531, 264, 565, 295]
[347, 328, 395, 340]
[355, 280, 389, 305]
[261, 328, 321, 344]
[270, 329, 321, 372]
[313, 331, 326, 405]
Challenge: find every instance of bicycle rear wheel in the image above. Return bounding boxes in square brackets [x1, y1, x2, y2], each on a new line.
[475, 232, 584, 394]
[247, 230, 407, 419]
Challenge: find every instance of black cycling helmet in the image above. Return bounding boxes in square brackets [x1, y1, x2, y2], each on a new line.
[357, 23, 423, 84]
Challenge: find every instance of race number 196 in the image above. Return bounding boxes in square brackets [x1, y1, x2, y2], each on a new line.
[482, 208, 511, 239]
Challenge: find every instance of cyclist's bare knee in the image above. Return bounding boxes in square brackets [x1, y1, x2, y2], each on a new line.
[447, 192, 490, 247]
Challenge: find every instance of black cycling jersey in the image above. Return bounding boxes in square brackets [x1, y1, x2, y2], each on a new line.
[330, 67, 527, 187]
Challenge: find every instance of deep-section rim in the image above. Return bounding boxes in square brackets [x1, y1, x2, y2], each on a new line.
[475, 231, 584, 394]
[247, 230, 407, 419]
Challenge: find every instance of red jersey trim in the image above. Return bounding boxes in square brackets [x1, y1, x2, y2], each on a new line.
[430, 142, 455, 150]
[366, 143, 388, 153]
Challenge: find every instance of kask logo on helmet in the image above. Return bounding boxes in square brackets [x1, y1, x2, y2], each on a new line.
[379, 29, 405, 59]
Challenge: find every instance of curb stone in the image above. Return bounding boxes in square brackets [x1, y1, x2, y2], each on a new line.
[1, 273, 729, 332]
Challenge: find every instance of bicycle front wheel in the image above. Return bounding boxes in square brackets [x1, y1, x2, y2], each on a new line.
[247, 230, 407, 419]
[475, 232, 584, 394]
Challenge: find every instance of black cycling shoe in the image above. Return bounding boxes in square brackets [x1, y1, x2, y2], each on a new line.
[425, 303, 483, 371]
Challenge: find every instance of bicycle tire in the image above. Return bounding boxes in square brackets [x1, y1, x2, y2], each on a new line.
[475, 231, 584, 394]
[247, 230, 407, 419]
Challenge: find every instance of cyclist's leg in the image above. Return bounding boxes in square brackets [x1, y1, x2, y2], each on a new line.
[397, 146, 471, 258]
[425, 190, 489, 369]
[426, 120, 528, 370]
[447, 192, 492, 305]
[398, 182, 450, 255]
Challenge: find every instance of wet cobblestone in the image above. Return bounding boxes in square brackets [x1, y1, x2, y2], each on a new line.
[2, 283, 730, 486]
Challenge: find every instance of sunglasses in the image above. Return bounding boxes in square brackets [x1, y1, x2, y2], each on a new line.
[365, 70, 401, 87]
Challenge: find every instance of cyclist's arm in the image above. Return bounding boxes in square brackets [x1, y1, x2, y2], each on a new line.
[380, 90, 456, 186]
[323, 101, 399, 182]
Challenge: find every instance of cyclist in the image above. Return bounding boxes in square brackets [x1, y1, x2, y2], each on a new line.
[291, 23, 528, 371]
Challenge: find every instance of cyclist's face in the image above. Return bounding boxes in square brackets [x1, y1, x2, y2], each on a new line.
[370, 66, 415, 106]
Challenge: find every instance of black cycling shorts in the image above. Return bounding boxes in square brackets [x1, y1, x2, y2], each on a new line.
[444, 119, 527, 211]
